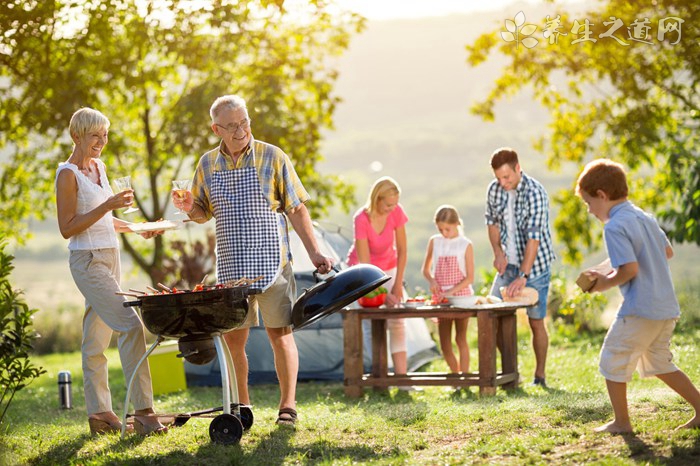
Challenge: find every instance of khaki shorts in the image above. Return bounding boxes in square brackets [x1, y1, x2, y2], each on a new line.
[599, 315, 679, 383]
[239, 263, 296, 329]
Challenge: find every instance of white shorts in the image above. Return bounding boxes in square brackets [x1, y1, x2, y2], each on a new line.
[599, 315, 679, 383]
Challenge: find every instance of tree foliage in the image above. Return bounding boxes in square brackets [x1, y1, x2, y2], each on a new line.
[467, 0, 699, 264]
[0, 0, 364, 284]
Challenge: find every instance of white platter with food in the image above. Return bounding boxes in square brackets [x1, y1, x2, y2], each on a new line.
[126, 220, 183, 233]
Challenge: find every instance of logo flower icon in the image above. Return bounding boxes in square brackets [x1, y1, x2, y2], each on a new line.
[501, 11, 539, 49]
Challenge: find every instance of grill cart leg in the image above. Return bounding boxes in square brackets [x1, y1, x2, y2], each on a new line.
[213, 333, 254, 431]
[121, 336, 164, 439]
[213, 335, 234, 415]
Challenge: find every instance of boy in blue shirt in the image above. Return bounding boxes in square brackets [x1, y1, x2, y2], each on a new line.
[576, 158, 700, 433]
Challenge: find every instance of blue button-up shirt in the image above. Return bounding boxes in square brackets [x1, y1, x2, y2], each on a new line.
[485, 172, 555, 278]
[604, 201, 680, 319]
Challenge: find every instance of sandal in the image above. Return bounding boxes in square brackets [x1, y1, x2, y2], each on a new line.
[276, 407, 297, 427]
[88, 416, 133, 435]
[133, 414, 168, 436]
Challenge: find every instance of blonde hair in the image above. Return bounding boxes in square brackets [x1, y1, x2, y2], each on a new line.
[69, 107, 110, 139]
[210, 94, 248, 121]
[576, 158, 628, 200]
[365, 176, 401, 214]
[434, 204, 463, 226]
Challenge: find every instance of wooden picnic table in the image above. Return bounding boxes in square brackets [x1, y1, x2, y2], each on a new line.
[343, 302, 532, 397]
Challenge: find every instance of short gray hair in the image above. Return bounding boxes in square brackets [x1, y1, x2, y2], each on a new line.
[210, 95, 248, 121]
[69, 107, 110, 138]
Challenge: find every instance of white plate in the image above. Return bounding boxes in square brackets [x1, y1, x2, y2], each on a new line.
[403, 301, 426, 308]
[447, 296, 478, 307]
[126, 220, 182, 233]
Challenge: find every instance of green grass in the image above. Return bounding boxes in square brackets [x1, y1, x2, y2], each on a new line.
[2, 329, 699, 465]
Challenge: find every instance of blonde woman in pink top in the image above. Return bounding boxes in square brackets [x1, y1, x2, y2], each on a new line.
[347, 176, 408, 376]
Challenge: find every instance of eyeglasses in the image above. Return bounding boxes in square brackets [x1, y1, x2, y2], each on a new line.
[214, 118, 251, 134]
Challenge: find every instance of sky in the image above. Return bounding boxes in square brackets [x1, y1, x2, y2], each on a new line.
[333, 0, 566, 20]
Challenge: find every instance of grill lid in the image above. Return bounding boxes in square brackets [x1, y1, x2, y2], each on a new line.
[291, 264, 390, 330]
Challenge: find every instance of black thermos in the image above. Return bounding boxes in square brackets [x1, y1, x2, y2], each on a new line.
[58, 370, 72, 409]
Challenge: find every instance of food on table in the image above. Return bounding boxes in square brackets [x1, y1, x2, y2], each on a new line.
[404, 296, 427, 308]
[474, 295, 503, 305]
[358, 287, 388, 308]
[499, 286, 538, 305]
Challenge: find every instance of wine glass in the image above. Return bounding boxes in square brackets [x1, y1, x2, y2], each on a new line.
[113, 176, 139, 214]
[172, 179, 192, 215]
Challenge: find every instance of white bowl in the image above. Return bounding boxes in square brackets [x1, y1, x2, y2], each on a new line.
[447, 296, 478, 307]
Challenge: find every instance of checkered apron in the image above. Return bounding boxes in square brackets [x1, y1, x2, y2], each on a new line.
[435, 256, 472, 296]
[211, 162, 282, 291]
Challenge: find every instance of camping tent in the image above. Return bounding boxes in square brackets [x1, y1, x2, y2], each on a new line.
[185, 223, 439, 386]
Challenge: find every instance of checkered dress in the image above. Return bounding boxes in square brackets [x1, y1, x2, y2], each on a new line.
[211, 164, 282, 290]
[484, 172, 555, 278]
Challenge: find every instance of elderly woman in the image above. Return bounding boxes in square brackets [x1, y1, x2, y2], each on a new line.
[55, 107, 166, 435]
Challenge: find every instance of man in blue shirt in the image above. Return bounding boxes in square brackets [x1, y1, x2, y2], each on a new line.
[485, 148, 555, 387]
[577, 158, 700, 433]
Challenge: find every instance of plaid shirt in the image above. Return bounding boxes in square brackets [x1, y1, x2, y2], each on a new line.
[190, 136, 309, 266]
[485, 172, 555, 277]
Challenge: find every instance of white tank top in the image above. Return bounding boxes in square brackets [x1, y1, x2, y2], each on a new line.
[55, 160, 119, 251]
[431, 234, 471, 277]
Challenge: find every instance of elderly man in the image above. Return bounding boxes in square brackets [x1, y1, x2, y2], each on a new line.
[485, 147, 555, 387]
[173, 95, 333, 427]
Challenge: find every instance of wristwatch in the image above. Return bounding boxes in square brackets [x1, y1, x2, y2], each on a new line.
[518, 270, 529, 280]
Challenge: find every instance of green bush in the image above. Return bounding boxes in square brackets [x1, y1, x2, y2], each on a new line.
[548, 271, 608, 338]
[0, 238, 46, 426]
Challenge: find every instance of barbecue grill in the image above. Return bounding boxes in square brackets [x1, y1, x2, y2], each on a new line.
[120, 263, 389, 445]
[120, 284, 258, 444]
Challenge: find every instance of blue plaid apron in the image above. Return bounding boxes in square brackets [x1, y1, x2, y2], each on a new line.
[211, 156, 282, 291]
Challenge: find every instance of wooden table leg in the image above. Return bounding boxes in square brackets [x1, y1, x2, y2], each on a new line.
[343, 311, 363, 398]
[477, 310, 497, 396]
[371, 318, 388, 393]
[500, 311, 519, 390]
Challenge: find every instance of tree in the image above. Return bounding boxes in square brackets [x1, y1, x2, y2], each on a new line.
[466, 0, 699, 264]
[0, 0, 364, 283]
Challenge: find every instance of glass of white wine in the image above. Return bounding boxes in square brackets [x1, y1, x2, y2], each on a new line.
[172, 179, 192, 215]
[113, 176, 139, 214]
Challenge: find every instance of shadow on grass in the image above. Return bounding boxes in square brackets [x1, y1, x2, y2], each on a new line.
[615, 432, 700, 465]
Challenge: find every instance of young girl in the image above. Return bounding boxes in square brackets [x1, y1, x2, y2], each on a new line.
[422, 205, 475, 374]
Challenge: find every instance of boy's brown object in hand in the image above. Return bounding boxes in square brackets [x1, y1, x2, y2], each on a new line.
[577, 261, 613, 292]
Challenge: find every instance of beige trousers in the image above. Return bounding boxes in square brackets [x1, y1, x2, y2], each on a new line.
[69, 248, 154, 415]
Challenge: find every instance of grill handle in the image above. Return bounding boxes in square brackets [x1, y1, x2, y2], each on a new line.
[124, 300, 143, 308]
[312, 265, 340, 283]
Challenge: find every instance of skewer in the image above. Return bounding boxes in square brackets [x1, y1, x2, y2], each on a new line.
[199, 274, 209, 285]
[115, 291, 141, 298]
[157, 282, 173, 293]
[128, 288, 146, 295]
[248, 275, 264, 285]
[146, 285, 159, 294]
